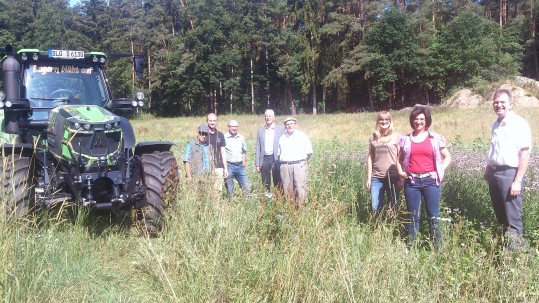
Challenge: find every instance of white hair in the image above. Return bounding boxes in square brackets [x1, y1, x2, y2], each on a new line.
[264, 109, 275, 116]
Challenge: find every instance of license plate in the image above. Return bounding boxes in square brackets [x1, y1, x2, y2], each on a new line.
[48, 50, 85, 59]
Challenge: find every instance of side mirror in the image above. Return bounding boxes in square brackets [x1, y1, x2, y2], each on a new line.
[133, 56, 145, 79]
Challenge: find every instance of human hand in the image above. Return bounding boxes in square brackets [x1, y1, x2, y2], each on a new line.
[256, 166, 261, 173]
[510, 181, 522, 196]
[366, 179, 371, 189]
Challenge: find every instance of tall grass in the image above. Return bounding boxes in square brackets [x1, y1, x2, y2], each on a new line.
[2, 108, 539, 302]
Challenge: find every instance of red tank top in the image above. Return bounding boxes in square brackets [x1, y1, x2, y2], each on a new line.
[409, 136, 435, 173]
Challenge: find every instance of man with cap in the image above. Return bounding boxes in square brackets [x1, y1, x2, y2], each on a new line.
[183, 124, 212, 181]
[224, 119, 250, 197]
[255, 109, 286, 197]
[278, 117, 313, 209]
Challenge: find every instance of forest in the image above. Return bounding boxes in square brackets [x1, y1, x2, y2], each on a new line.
[0, 0, 537, 116]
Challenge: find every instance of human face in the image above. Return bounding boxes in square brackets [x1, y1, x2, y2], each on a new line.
[493, 93, 512, 120]
[207, 114, 218, 131]
[378, 117, 391, 130]
[228, 122, 239, 135]
[197, 131, 208, 143]
[412, 113, 427, 133]
[265, 112, 274, 126]
[285, 121, 296, 134]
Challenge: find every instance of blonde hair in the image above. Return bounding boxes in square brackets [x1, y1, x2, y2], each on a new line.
[372, 111, 394, 140]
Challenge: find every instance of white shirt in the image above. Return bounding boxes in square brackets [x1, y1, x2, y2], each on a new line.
[224, 132, 246, 163]
[278, 130, 313, 162]
[488, 111, 532, 167]
[264, 124, 275, 155]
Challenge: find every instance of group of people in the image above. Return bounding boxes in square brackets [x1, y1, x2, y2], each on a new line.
[367, 89, 532, 251]
[183, 110, 313, 209]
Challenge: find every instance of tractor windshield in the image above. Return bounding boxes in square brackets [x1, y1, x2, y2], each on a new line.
[24, 64, 108, 120]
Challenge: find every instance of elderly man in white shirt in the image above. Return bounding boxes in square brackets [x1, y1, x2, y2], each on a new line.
[278, 117, 313, 209]
[224, 120, 250, 197]
[484, 88, 532, 252]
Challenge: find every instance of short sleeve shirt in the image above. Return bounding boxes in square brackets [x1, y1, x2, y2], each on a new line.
[278, 130, 313, 161]
[488, 112, 532, 167]
[208, 131, 226, 168]
[224, 132, 247, 163]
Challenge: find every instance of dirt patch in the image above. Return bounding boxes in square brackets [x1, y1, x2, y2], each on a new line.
[444, 78, 539, 108]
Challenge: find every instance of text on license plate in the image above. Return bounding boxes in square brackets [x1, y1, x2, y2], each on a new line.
[48, 50, 85, 59]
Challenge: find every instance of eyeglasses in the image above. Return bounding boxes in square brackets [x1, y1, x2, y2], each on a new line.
[198, 132, 208, 136]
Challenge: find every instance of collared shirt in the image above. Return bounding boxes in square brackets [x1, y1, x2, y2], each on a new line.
[264, 123, 275, 155]
[183, 139, 211, 175]
[488, 111, 532, 167]
[224, 132, 247, 163]
[278, 130, 313, 162]
[400, 131, 447, 185]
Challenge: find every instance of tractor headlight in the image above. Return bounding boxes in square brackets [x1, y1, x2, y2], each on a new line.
[136, 92, 144, 101]
[138, 101, 144, 107]
[21, 53, 28, 61]
[82, 124, 91, 130]
[32, 53, 39, 60]
[5, 101, 12, 108]
[92, 55, 98, 63]
[72, 122, 81, 129]
[0, 102, 4, 108]
[131, 100, 138, 107]
[113, 122, 120, 128]
[105, 123, 112, 130]
[99, 57, 106, 64]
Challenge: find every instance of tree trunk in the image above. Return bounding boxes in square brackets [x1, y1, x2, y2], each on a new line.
[288, 86, 296, 115]
[322, 86, 326, 114]
[368, 83, 373, 112]
[312, 83, 317, 115]
[147, 49, 152, 109]
[266, 47, 270, 107]
[251, 59, 255, 114]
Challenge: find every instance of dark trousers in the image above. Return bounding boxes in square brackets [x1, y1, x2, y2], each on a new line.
[488, 167, 524, 236]
[261, 155, 281, 191]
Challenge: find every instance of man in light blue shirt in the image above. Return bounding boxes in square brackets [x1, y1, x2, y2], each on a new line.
[224, 120, 250, 197]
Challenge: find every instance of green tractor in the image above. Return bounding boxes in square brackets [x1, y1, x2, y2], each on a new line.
[0, 45, 178, 234]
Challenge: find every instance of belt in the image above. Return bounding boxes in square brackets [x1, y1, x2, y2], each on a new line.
[490, 165, 514, 171]
[281, 159, 305, 165]
[410, 172, 434, 178]
[227, 161, 243, 166]
[264, 154, 274, 157]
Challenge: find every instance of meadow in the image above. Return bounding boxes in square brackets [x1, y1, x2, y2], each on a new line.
[2, 106, 539, 302]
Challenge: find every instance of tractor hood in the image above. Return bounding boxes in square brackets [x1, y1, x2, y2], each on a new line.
[47, 105, 123, 169]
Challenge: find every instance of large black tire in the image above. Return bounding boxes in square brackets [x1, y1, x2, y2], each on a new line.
[0, 154, 35, 218]
[137, 151, 178, 235]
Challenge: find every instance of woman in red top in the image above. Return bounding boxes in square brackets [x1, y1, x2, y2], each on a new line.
[398, 106, 451, 248]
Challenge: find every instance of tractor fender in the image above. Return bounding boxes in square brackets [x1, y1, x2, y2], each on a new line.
[134, 141, 175, 156]
[0, 143, 35, 158]
[119, 116, 136, 149]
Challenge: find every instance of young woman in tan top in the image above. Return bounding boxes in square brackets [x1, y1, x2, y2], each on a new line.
[366, 111, 402, 217]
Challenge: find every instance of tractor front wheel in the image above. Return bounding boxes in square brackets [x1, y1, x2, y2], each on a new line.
[0, 154, 35, 218]
[137, 151, 178, 235]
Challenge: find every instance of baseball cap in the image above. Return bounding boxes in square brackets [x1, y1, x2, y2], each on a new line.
[198, 124, 210, 133]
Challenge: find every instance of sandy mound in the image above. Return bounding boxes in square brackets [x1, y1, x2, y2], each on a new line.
[445, 77, 539, 108]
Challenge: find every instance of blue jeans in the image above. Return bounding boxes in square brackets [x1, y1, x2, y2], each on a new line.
[403, 176, 441, 245]
[370, 177, 400, 213]
[226, 164, 250, 196]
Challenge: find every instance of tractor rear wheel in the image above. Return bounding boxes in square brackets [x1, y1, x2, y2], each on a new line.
[0, 154, 35, 218]
[137, 151, 178, 235]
